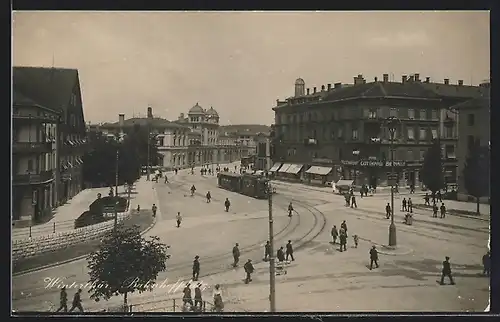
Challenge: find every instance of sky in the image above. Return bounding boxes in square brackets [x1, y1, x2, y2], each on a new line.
[13, 11, 490, 125]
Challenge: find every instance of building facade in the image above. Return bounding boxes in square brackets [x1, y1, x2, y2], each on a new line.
[270, 74, 475, 188]
[254, 132, 272, 171]
[455, 81, 490, 200]
[13, 66, 87, 225]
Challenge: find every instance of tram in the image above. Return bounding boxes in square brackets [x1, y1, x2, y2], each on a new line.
[217, 172, 269, 199]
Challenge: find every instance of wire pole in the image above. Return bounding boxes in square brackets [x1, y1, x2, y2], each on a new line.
[147, 128, 151, 181]
[267, 182, 276, 312]
[114, 149, 119, 232]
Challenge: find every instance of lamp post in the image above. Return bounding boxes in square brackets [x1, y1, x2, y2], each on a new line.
[386, 116, 401, 247]
[266, 181, 276, 312]
[352, 149, 360, 187]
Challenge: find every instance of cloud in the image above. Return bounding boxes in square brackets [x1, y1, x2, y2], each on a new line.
[365, 31, 431, 48]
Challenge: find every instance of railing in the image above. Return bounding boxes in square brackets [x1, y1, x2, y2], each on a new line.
[12, 112, 60, 123]
[12, 141, 53, 153]
[127, 299, 217, 313]
[12, 170, 54, 185]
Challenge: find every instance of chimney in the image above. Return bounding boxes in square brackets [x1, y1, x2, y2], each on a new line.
[425, 77, 430, 83]
[179, 113, 185, 120]
[334, 83, 342, 89]
[444, 79, 450, 85]
[321, 85, 325, 91]
[374, 76, 378, 82]
[313, 87, 317, 94]
[147, 106, 153, 118]
[409, 75, 415, 82]
[363, 79, 366, 84]
[118, 114, 125, 131]
[402, 75, 407, 83]
[383, 74, 389, 83]
[307, 88, 310, 95]
[414, 73, 420, 82]
[458, 80, 464, 86]
[327, 84, 331, 91]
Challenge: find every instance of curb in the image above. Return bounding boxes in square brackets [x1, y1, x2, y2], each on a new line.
[413, 206, 490, 222]
[13, 212, 158, 277]
[358, 237, 414, 256]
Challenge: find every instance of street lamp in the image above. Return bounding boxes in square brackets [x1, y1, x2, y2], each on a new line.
[386, 116, 401, 247]
[266, 180, 276, 312]
[352, 149, 360, 186]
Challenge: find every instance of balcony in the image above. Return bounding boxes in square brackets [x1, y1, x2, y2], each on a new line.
[12, 112, 60, 123]
[12, 141, 53, 154]
[12, 170, 54, 186]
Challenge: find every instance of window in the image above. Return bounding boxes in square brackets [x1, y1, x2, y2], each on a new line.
[431, 109, 438, 120]
[467, 114, 475, 126]
[27, 159, 33, 172]
[419, 128, 426, 140]
[419, 109, 426, 120]
[431, 129, 438, 139]
[408, 109, 415, 119]
[352, 129, 358, 140]
[445, 126, 453, 139]
[407, 149, 414, 161]
[158, 137, 164, 146]
[420, 150, 426, 160]
[369, 110, 377, 119]
[445, 145, 456, 159]
[390, 108, 397, 117]
[407, 128, 414, 140]
[467, 135, 475, 151]
[331, 130, 335, 140]
[363, 108, 370, 118]
[338, 128, 343, 139]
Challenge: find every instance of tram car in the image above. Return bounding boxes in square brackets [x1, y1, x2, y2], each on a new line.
[217, 172, 269, 199]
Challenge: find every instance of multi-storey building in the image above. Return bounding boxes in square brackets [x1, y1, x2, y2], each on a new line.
[219, 124, 271, 157]
[454, 80, 490, 201]
[13, 66, 87, 225]
[254, 132, 272, 171]
[271, 74, 475, 188]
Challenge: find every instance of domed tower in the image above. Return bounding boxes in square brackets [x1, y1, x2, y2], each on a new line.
[294, 78, 305, 97]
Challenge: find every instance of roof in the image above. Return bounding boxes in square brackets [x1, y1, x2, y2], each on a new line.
[13, 66, 79, 112]
[188, 103, 205, 114]
[415, 82, 488, 99]
[452, 97, 490, 111]
[219, 124, 271, 136]
[295, 78, 305, 85]
[206, 106, 219, 116]
[101, 117, 190, 130]
[13, 90, 60, 114]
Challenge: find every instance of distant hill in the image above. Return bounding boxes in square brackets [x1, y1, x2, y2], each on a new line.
[219, 124, 271, 135]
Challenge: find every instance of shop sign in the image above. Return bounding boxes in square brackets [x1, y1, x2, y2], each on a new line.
[360, 160, 384, 167]
[341, 159, 407, 167]
[385, 160, 406, 167]
[340, 160, 359, 166]
[313, 158, 334, 165]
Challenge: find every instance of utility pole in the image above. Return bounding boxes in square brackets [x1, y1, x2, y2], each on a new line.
[146, 128, 151, 181]
[267, 181, 276, 312]
[114, 149, 119, 232]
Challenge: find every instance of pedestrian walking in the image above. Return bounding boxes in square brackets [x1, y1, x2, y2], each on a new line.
[264, 241, 271, 261]
[194, 283, 203, 311]
[176, 212, 182, 228]
[339, 230, 347, 252]
[424, 193, 430, 206]
[183, 284, 194, 306]
[55, 287, 68, 312]
[164, 176, 169, 183]
[192, 256, 200, 281]
[483, 251, 491, 276]
[152, 204, 157, 217]
[440, 256, 455, 285]
[224, 198, 231, 212]
[232, 243, 240, 267]
[437, 191, 442, 202]
[410, 184, 415, 194]
[331, 225, 339, 244]
[213, 284, 224, 312]
[385, 203, 391, 219]
[345, 193, 351, 207]
[353, 234, 359, 248]
[408, 198, 413, 213]
[68, 289, 84, 313]
[175, 168, 178, 175]
[351, 195, 357, 208]
[369, 246, 379, 270]
[341, 220, 348, 236]
[244, 259, 254, 284]
[402, 198, 407, 212]
[191, 185, 196, 196]
[432, 204, 438, 218]
[277, 246, 285, 262]
[440, 203, 446, 219]
[206, 191, 211, 203]
[286, 240, 295, 261]
[288, 202, 294, 217]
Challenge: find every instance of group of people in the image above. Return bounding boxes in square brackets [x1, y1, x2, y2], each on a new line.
[182, 282, 224, 312]
[343, 190, 358, 208]
[331, 221, 358, 252]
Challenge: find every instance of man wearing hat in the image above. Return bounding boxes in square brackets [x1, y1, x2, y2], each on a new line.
[193, 256, 200, 281]
[232, 243, 240, 267]
[55, 286, 68, 312]
[440, 256, 455, 285]
[243, 259, 254, 284]
[369, 245, 379, 270]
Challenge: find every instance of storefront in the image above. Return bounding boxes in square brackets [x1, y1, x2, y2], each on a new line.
[269, 163, 283, 173]
[283, 163, 304, 182]
[339, 159, 407, 187]
[276, 163, 292, 179]
[305, 166, 333, 186]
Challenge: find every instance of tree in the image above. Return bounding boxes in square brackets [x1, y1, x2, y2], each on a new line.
[87, 225, 170, 308]
[124, 124, 160, 167]
[421, 140, 445, 197]
[462, 143, 490, 214]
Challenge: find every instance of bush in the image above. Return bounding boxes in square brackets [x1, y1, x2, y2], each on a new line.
[89, 196, 128, 214]
[74, 211, 109, 229]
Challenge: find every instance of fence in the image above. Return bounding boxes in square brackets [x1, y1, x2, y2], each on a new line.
[126, 299, 216, 313]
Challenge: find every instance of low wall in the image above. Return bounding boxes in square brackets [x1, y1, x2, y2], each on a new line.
[12, 213, 130, 262]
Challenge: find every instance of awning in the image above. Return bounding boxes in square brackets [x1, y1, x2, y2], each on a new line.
[269, 163, 282, 172]
[278, 163, 292, 173]
[335, 180, 354, 187]
[306, 166, 332, 176]
[286, 164, 304, 174]
[67, 161, 73, 168]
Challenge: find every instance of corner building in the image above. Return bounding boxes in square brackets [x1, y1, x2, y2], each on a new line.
[270, 74, 481, 188]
